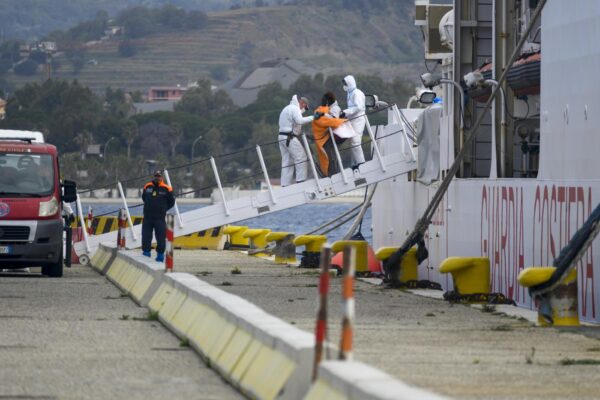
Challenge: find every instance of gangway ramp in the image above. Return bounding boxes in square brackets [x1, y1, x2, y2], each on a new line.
[74, 107, 416, 258]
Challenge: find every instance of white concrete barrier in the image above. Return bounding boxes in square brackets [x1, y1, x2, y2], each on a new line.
[94, 243, 449, 400]
[306, 361, 449, 400]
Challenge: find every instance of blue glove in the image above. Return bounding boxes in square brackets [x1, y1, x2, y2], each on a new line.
[313, 112, 324, 120]
[339, 111, 346, 119]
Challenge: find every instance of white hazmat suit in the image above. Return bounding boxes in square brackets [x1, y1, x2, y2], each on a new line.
[342, 75, 366, 166]
[278, 95, 314, 186]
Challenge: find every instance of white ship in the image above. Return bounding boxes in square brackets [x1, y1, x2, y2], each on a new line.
[372, 0, 600, 322]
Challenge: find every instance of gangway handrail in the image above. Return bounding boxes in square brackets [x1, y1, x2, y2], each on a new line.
[256, 145, 277, 205]
[163, 169, 184, 228]
[117, 181, 138, 241]
[77, 123, 411, 220]
[328, 127, 349, 184]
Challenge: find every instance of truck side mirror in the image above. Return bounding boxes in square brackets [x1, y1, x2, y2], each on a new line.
[62, 180, 77, 203]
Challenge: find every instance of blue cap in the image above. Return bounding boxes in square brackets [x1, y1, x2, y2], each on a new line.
[433, 97, 443, 104]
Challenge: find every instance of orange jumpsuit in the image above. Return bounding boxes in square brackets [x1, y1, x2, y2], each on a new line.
[311, 105, 346, 176]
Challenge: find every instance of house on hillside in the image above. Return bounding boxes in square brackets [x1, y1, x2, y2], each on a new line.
[220, 58, 317, 107]
[147, 85, 188, 102]
[0, 98, 6, 120]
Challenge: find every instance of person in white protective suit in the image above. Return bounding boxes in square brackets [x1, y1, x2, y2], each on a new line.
[278, 95, 314, 186]
[341, 75, 366, 167]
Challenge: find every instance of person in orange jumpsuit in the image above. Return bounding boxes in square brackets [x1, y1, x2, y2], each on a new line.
[311, 92, 347, 177]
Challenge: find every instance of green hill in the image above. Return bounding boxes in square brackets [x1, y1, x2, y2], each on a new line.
[5, 3, 423, 93]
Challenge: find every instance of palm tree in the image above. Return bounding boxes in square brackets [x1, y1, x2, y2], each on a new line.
[168, 122, 183, 157]
[74, 130, 93, 160]
[123, 119, 138, 160]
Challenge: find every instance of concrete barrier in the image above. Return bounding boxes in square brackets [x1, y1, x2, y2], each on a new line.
[94, 243, 448, 400]
[306, 361, 449, 400]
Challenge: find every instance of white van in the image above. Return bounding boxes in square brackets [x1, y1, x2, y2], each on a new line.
[0, 130, 45, 143]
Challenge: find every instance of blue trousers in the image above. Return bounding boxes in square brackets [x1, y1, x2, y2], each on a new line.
[142, 218, 166, 253]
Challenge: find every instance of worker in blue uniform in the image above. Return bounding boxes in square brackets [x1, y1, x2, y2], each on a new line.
[141, 170, 175, 262]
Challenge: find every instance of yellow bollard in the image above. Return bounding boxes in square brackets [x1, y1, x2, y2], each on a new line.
[294, 235, 327, 268]
[375, 247, 418, 283]
[223, 225, 249, 250]
[439, 257, 490, 295]
[518, 266, 579, 326]
[331, 240, 368, 274]
[242, 228, 271, 257]
[266, 232, 296, 264]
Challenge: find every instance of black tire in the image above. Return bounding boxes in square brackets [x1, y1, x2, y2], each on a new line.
[42, 254, 63, 278]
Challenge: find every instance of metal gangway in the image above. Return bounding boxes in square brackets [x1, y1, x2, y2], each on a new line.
[74, 105, 418, 259]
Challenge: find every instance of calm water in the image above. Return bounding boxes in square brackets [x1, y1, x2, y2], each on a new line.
[79, 202, 372, 244]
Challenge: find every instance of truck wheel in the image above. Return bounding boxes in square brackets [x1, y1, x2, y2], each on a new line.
[42, 254, 63, 278]
[78, 254, 90, 266]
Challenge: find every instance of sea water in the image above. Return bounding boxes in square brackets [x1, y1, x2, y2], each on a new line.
[79, 202, 372, 244]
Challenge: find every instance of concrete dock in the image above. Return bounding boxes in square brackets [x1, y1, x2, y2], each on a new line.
[172, 249, 600, 400]
[0, 266, 241, 400]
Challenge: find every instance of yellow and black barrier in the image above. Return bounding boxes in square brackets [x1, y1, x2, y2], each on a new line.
[76, 216, 225, 250]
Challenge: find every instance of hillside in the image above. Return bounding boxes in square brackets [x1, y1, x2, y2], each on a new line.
[5, 3, 424, 93]
[0, 0, 279, 40]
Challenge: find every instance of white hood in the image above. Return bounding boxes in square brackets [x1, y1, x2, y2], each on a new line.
[290, 94, 300, 107]
[343, 75, 357, 92]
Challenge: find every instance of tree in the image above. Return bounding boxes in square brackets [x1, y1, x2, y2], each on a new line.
[123, 119, 138, 160]
[74, 130, 93, 160]
[118, 40, 137, 57]
[168, 122, 183, 157]
[13, 60, 39, 76]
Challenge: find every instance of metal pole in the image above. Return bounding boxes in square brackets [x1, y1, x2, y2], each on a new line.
[312, 244, 331, 381]
[339, 245, 355, 361]
[103, 136, 115, 161]
[75, 194, 90, 253]
[162, 169, 184, 228]
[328, 128, 348, 184]
[485, 79, 507, 177]
[210, 157, 230, 216]
[300, 133, 323, 192]
[256, 145, 277, 204]
[364, 115, 386, 172]
[191, 135, 203, 162]
[440, 79, 466, 176]
[117, 181, 137, 241]
[406, 96, 418, 109]
[165, 214, 174, 272]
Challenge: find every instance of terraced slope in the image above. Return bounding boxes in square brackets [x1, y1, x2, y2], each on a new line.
[7, 4, 422, 93]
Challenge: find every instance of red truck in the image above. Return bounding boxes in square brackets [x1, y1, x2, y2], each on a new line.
[0, 133, 77, 277]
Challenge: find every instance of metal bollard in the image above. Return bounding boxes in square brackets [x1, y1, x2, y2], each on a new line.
[165, 214, 174, 272]
[86, 207, 93, 236]
[117, 208, 126, 250]
[312, 244, 331, 381]
[339, 245, 356, 361]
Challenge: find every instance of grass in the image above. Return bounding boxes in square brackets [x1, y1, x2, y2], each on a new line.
[481, 304, 496, 313]
[132, 311, 160, 321]
[560, 358, 600, 366]
[179, 338, 190, 348]
[587, 347, 600, 352]
[230, 267, 242, 275]
[197, 271, 213, 277]
[119, 314, 130, 321]
[221, 281, 233, 286]
[425, 313, 435, 317]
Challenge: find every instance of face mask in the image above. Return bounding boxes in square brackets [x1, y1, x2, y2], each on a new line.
[343, 85, 349, 92]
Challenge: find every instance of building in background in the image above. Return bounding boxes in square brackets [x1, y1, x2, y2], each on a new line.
[220, 58, 317, 107]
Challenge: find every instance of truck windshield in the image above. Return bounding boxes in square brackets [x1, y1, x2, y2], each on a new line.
[0, 153, 55, 196]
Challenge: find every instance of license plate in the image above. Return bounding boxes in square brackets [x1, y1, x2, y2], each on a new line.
[0, 246, 11, 254]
